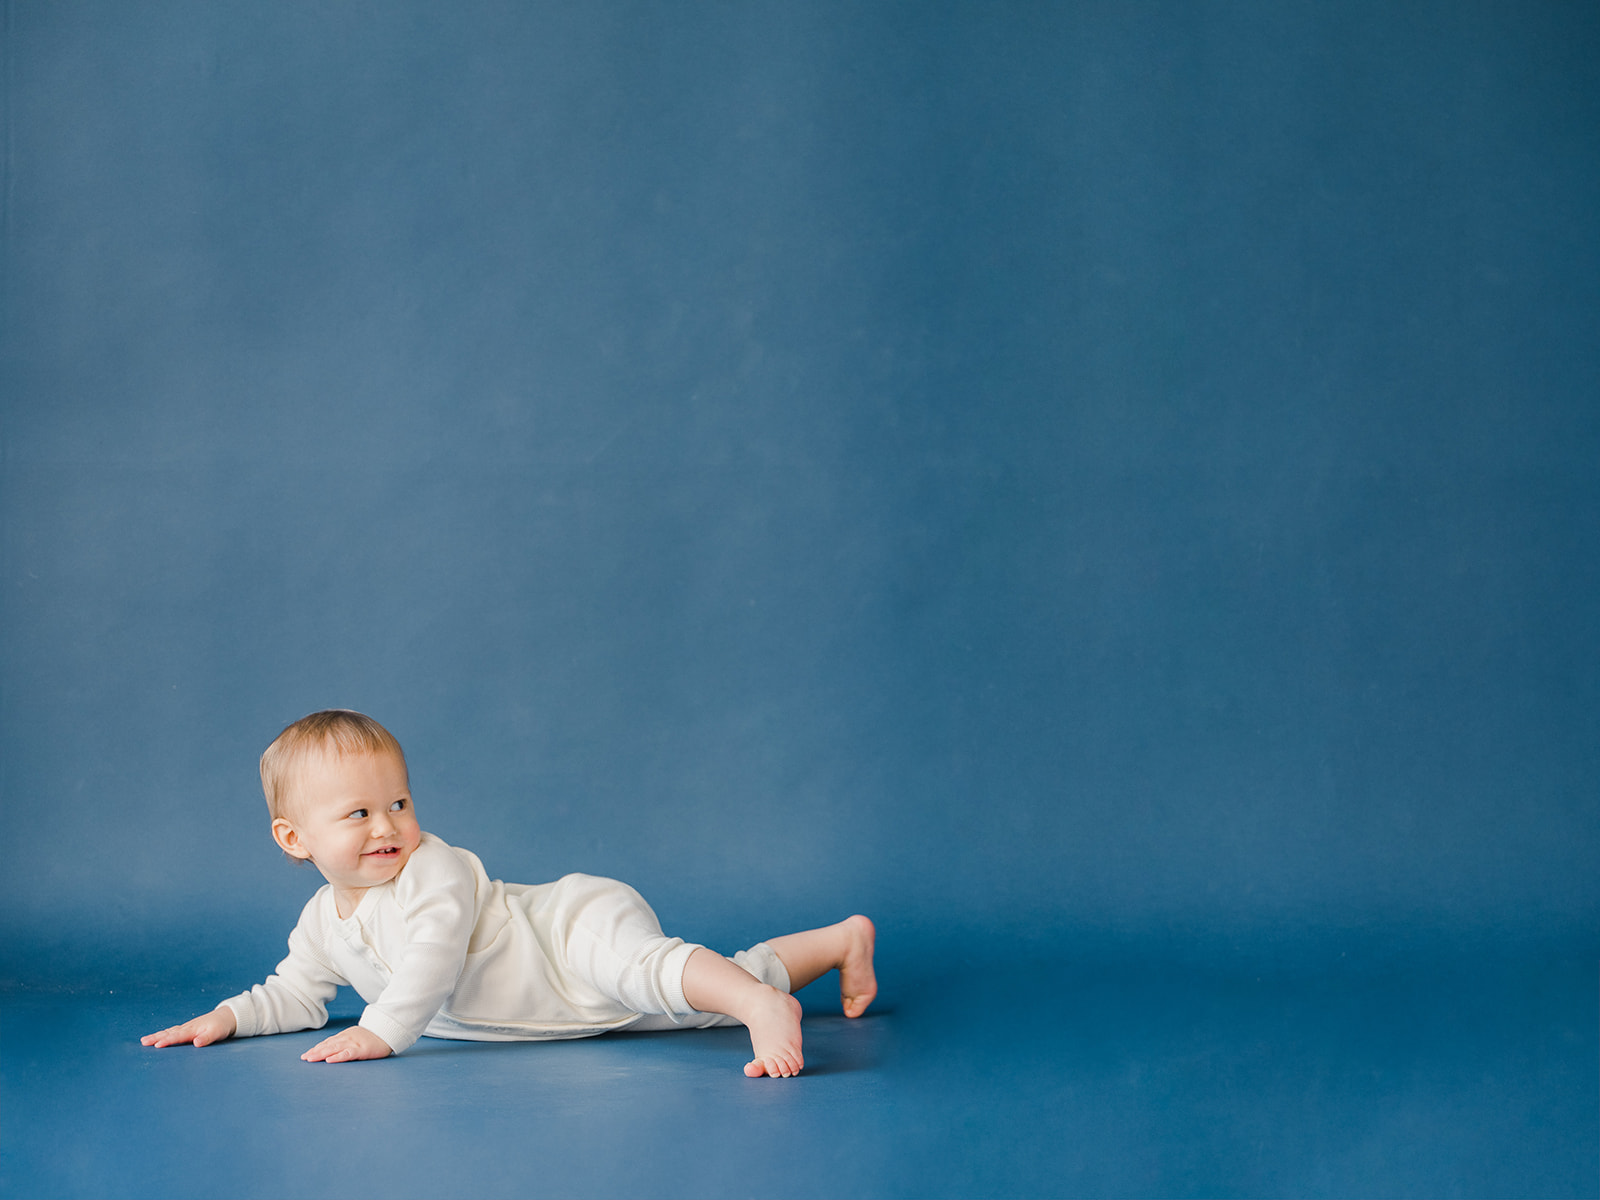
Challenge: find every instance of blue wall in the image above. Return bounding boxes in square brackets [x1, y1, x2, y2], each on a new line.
[3, 1, 1597, 985]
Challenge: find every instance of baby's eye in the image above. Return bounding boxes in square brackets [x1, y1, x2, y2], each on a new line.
[348, 808, 368, 820]
[390, 799, 407, 812]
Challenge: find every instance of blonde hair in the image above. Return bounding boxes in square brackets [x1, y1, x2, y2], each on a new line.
[260, 709, 408, 820]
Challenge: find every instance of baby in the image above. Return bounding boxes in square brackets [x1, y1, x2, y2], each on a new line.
[143, 709, 876, 1077]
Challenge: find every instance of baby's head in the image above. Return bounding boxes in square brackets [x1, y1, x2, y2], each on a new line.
[261, 709, 408, 821]
[260, 709, 421, 893]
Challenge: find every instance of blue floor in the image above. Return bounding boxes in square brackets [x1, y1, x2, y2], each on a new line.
[3, 941, 1594, 1199]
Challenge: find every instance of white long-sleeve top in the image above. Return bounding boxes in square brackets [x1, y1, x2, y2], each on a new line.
[222, 833, 690, 1053]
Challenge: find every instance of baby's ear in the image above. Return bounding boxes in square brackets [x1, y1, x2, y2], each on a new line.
[272, 817, 311, 860]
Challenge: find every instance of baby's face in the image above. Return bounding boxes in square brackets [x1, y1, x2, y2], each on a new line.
[273, 748, 422, 898]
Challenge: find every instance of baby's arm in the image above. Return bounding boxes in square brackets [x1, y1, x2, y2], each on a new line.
[343, 842, 477, 1055]
[141, 1006, 237, 1048]
[144, 896, 344, 1050]
[293, 864, 475, 1061]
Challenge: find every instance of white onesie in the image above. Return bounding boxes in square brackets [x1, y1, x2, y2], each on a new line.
[221, 833, 788, 1053]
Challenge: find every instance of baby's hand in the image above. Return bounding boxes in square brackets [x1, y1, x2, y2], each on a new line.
[301, 1025, 393, 1064]
[141, 1006, 237, 1048]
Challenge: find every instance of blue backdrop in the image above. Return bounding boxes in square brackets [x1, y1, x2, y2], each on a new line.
[3, 1, 1597, 988]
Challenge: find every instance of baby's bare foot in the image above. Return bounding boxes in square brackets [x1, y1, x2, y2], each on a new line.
[839, 914, 877, 1018]
[743, 987, 805, 1078]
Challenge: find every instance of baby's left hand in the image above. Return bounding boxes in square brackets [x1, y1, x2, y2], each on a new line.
[301, 1026, 393, 1064]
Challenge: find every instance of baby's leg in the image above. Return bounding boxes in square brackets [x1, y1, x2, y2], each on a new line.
[681, 947, 804, 1078]
[767, 914, 877, 1018]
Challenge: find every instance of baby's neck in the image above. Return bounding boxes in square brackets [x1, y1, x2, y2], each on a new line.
[333, 886, 368, 920]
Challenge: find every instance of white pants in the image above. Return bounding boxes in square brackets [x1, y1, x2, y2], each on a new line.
[544, 872, 791, 1030]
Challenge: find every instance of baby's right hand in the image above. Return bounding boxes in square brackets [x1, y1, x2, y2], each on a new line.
[141, 1006, 237, 1048]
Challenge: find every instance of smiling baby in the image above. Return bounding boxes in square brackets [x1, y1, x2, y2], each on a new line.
[143, 709, 876, 1077]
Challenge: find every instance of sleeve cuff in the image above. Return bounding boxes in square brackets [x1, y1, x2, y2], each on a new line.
[358, 1007, 418, 1055]
[220, 995, 258, 1039]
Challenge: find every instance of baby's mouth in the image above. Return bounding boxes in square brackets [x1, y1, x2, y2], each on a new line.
[365, 846, 401, 858]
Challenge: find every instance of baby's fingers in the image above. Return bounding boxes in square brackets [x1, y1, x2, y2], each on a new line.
[301, 1034, 355, 1062]
[142, 1024, 195, 1047]
[301, 1039, 333, 1062]
[301, 1027, 391, 1063]
[144, 1010, 233, 1048]
[302, 1045, 355, 1063]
